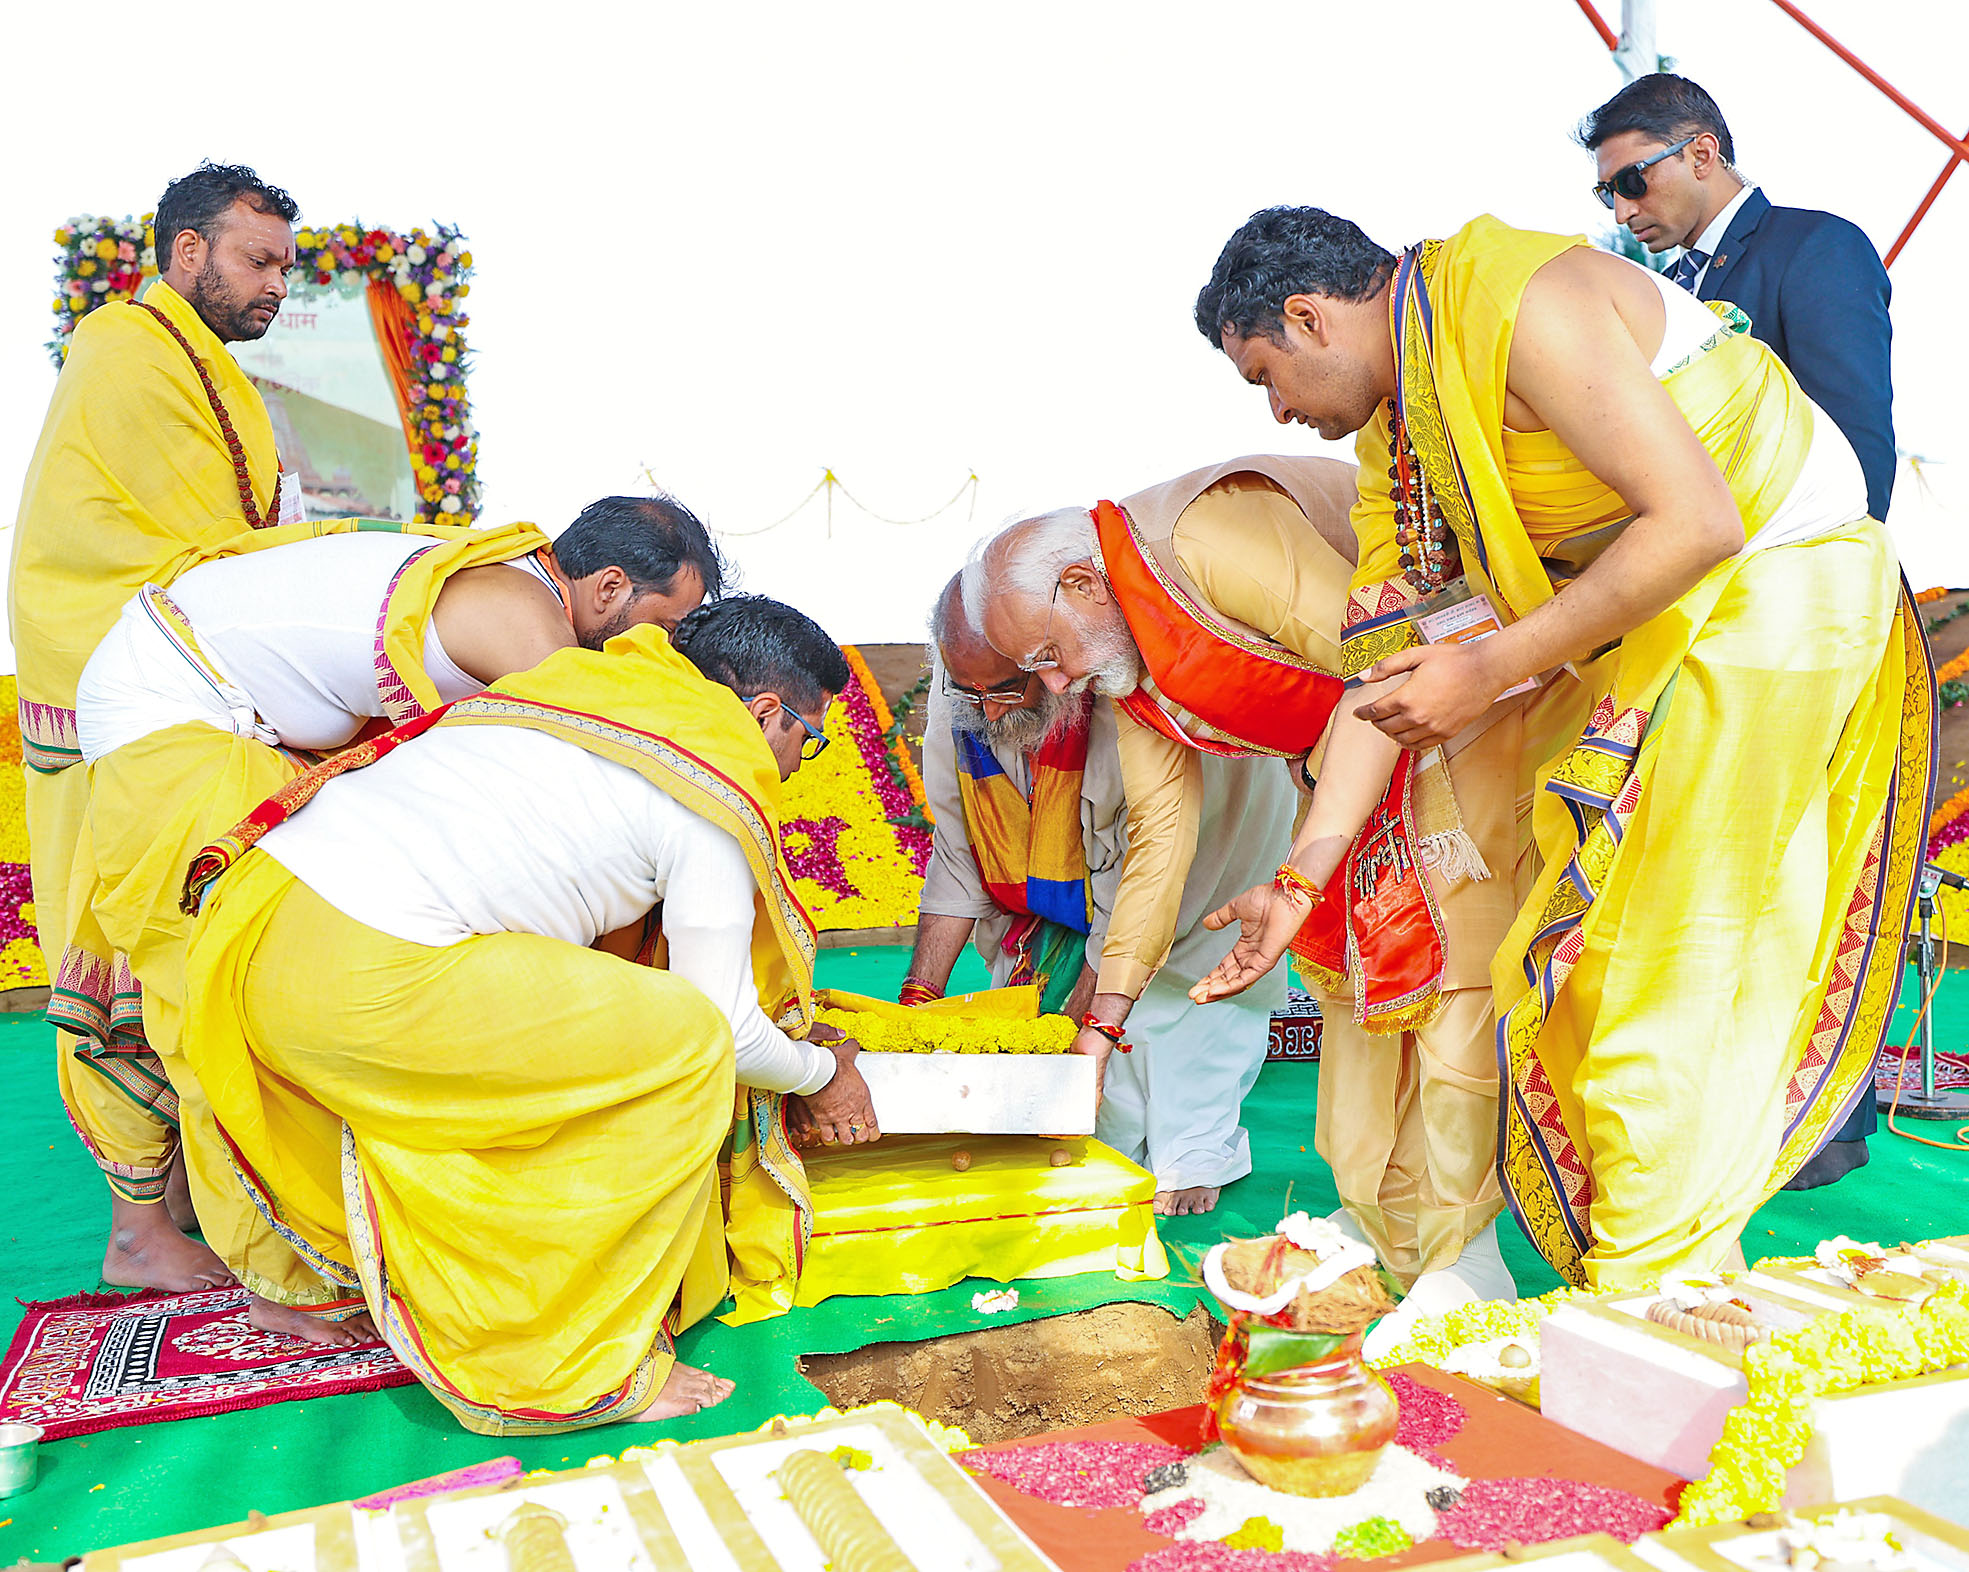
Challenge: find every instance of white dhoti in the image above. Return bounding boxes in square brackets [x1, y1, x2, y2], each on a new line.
[1097, 963, 1281, 1191]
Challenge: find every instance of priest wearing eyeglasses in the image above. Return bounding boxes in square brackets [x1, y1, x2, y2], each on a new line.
[904, 570, 1298, 1216]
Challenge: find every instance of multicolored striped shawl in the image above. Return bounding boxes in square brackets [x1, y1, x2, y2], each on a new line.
[952, 695, 1093, 935]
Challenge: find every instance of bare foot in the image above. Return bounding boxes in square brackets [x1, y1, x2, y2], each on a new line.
[103, 1194, 234, 1291]
[247, 1295, 380, 1347]
[1153, 1185, 1222, 1217]
[164, 1152, 199, 1234]
[643, 1361, 735, 1421]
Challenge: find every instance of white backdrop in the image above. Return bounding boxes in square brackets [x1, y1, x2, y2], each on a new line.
[2, 0, 1963, 656]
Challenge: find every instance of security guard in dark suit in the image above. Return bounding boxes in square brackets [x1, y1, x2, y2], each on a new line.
[1578, 72, 1897, 1188]
[1578, 73, 1895, 524]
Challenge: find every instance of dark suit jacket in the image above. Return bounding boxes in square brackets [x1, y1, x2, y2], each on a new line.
[1697, 188, 1896, 521]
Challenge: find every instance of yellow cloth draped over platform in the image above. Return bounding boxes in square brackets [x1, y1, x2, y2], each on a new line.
[182, 628, 818, 1431]
[756, 987, 1166, 1313]
[1350, 218, 1931, 1290]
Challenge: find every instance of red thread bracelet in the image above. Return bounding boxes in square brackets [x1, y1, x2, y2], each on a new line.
[1080, 1013, 1133, 1053]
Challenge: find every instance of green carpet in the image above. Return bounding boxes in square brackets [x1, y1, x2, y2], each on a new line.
[3, 947, 1966, 1560]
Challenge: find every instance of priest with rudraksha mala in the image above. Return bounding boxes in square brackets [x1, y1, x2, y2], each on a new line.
[12, 161, 304, 1301]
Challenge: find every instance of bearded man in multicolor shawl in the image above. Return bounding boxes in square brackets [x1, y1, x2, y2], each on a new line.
[1191, 207, 1930, 1291]
[178, 602, 867, 1432]
[10, 162, 301, 1294]
[909, 574, 1297, 1215]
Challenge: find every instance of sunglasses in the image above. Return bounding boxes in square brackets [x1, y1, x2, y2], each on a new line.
[1592, 135, 1695, 209]
[740, 696, 830, 761]
[942, 673, 1034, 709]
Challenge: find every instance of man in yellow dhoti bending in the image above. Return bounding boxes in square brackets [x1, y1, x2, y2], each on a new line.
[910, 573, 1298, 1215]
[972, 458, 1523, 1317]
[1190, 207, 1930, 1290]
[67, 497, 721, 1340]
[178, 600, 866, 1431]
[11, 161, 303, 1292]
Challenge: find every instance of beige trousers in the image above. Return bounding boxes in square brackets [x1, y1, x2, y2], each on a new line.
[1312, 986, 1503, 1286]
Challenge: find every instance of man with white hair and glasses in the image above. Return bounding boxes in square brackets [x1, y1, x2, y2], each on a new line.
[970, 457, 1525, 1331]
[906, 571, 1296, 1216]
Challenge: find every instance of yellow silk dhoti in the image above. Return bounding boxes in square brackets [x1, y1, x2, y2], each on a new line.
[33, 763, 177, 1199]
[13, 282, 284, 1205]
[183, 850, 736, 1434]
[86, 722, 307, 1296]
[1502, 520, 1907, 1287]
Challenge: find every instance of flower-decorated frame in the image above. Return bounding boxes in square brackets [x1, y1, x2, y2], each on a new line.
[48, 213, 480, 527]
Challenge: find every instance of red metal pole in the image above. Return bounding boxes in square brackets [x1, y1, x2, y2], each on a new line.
[1884, 131, 1969, 268]
[1570, 0, 1619, 51]
[1767, 0, 1969, 163]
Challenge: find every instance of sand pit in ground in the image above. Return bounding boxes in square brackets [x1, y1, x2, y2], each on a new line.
[800, 1301, 1221, 1443]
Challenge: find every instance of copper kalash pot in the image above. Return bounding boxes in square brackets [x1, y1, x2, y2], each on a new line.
[1211, 1330, 1399, 1497]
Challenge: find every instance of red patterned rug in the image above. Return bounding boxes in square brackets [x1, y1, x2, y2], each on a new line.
[0, 1287, 413, 1438]
[1876, 1045, 1969, 1094]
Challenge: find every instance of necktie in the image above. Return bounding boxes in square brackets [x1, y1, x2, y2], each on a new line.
[1669, 247, 1709, 293]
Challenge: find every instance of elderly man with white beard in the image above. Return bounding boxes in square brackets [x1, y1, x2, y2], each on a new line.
[902, 574, 1296, 1215]
[969, 456, 1525, 1340]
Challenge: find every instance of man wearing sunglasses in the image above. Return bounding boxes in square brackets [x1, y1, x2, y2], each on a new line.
[1579, 72, 1895, 528]
[907, 567, 1298, 1217]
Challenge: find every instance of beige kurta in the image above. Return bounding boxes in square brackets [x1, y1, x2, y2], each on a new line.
[920, 671, 1297, 1188]
[1096, 460, 1527, 1272]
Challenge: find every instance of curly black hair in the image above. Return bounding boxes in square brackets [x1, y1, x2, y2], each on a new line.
[1194, 206, 1395, 350]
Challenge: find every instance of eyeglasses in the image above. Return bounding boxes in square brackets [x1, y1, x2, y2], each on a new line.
[740, 696, 831, 761]
[942, 673, 1034, 709]
[1592, 135, 1695, 209]
[1015, 579, 1066, 675]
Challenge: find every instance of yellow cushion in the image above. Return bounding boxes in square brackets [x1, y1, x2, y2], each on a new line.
[794, 1135, 1168, 1306]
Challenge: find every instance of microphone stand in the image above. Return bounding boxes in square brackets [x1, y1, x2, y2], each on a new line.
[1878, 864, 1969, 1119]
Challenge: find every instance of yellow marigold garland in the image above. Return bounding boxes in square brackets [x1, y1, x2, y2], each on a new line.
[842, 644, 932, 821]
[778, 650, 931, 929]
[1930, 785, 1969, 840]
[1932, 838, 1969, 932]
[0, 677, 45, 990]
[1366, 1287, 1599, 1370]
[816, 1005, 1077, 1054]
[1672, 1280, 1969, 1526]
